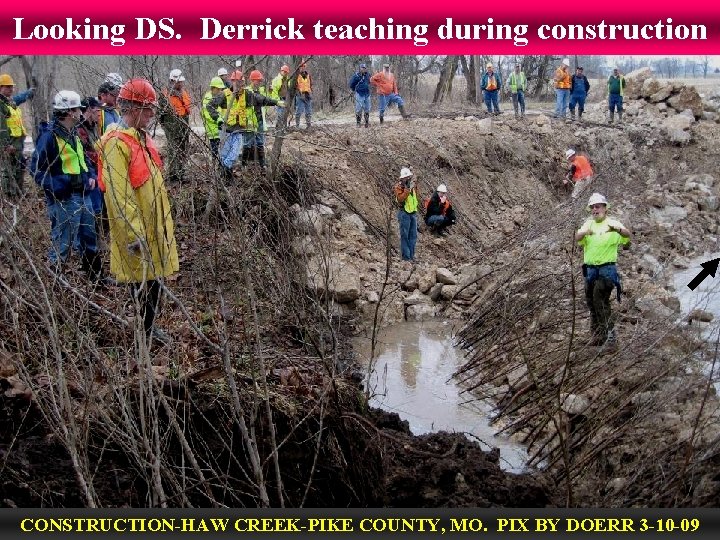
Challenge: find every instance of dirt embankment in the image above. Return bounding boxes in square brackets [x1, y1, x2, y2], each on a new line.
[2, 71, 720, 507]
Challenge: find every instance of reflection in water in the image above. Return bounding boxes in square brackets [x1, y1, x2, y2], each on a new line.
[356, 321, 528, 473]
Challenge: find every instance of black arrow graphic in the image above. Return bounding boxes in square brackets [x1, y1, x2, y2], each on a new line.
[687, 258, 720, 291]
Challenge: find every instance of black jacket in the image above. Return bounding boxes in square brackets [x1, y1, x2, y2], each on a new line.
[424, 192, 456, 224]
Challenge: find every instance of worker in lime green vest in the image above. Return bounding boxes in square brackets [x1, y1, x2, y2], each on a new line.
[0, 73, 27, 198]
[393, 167, 419, 261]
[575, 192, 631, 352]
[507, 63, 527, 118]
[202, 76, 227, 158]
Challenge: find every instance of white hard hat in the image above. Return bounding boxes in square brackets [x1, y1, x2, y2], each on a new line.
[105, 73, 123, 87]
[587, 193, 608, 208]
[169, 68, 185, 82]
[53, 90, 82, 110]
[562, 58, 570, 67]
[565, 149, 576, 159]
[217, 68, 228, 76]
[399, 167, 413, 179]
[436, 184, 448, 193]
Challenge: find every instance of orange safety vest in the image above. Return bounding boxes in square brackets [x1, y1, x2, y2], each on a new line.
[164, 89, 191, 117]
[555, 67, 571, 89]
[486, 75, 497, 91]
[97, 129, 163, 192]
[296, 74, 312, 94]
[572, 155, 593, 182]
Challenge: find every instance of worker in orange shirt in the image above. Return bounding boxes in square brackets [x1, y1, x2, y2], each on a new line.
[159, 69, 191, 182]
[564, 148, 595, 199]
[370, 63, 410, 124]
[554, 58, 572, 119]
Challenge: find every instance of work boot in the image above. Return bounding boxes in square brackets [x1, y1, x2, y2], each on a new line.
[364, 112, 369, 128]
[379, 115, 384, 124]
[618, 111, 623, 123]
[356, 113, 361, 127]
[399, 105, 411, 119]
[306, 116, 312, 129]
[609, 111, 615, 124]
[241, 147, 250, 167]
[570, 109, 576, 120]
[223, 166, 233, 181]
[578, 110, 583, 121]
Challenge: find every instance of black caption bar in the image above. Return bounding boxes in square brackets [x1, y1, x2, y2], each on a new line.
[2, 509, 718, 540]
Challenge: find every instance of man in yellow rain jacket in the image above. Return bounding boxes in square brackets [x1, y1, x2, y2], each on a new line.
[98, 78, 179, 344]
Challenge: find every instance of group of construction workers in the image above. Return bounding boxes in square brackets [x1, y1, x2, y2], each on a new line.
[1, 70, 177, 344]
[349, 62, 412, 127]
[554, 58, 627, 122]
[3, 58, 631, 353]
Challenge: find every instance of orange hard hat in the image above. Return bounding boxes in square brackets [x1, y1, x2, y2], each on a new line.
[230, 70, 244, 81]
[118, 78, 157, 106]
[280, 65, 290, 74]
[249, 70, 264, 82]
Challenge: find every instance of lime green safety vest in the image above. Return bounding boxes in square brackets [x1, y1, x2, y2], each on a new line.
[6, 104, 25, 137]
[404, 190, 419, 213]
[508, 72, 527, 93]
[55, 135, 88, 175]
[202, 90, 220, 139]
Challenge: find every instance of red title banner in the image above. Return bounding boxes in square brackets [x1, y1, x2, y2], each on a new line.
[1, 4, 719, 54]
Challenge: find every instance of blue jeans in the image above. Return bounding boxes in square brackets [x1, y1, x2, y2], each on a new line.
[511, 91, 525, 115]
[569, 94, 586, 113]
[427, 215, 452, 229]
[397, 210, 417, 261]
[555, 89, 570, 118]
[243, 132, 265, 149]
[609, 94, 624, 113]
[220, 131, 243, 169]
[275, 106, 287, 126]
[355, 93, 371, 114]
[295, 96, 312, 126]
[48, 193, 97, 264]
[378, 93, 405, 116]
[483, 90, 500, 113]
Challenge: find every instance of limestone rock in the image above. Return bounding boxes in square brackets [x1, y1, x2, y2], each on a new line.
[306, 257, 362, 303]
[406, 303, 437, 321]
[436, 267, 457, 285]
[477, 118, 493, 135]
[667, 86, 703, 118]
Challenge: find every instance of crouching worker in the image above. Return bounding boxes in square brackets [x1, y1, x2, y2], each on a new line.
[30, 90, 101, 281]
[564, 148, 594, 199]
[98, 78, 179, 345]
[424, 183, 456, 235]
[575, 193, 631, 352]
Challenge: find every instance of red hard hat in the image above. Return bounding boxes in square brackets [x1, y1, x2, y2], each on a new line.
[280, 65, 290, 74]
[249, 70, 264, 82]
[118, 78, 157, 106]
[230, 70, 244, 81]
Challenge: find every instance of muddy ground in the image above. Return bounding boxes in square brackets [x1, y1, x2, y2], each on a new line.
[1, 70, 720, 507]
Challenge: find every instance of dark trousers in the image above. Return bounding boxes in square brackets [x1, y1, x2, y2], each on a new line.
[130, 280, 162, 336]
[585, 277, 615, 340]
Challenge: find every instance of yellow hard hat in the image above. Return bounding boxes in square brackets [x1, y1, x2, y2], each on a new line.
[0, 73, 15, 86]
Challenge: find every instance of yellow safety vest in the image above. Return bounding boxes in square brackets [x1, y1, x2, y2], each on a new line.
[226, 90, 250, 129]
[55, 135, 88, 175]
[6, 104, 25, 137]
[404, 190, 419, 213]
